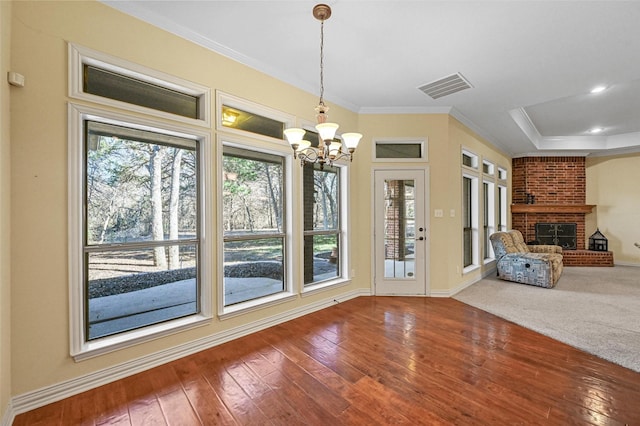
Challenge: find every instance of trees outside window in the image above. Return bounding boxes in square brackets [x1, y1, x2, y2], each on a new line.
[222, 146, 286, 306]
[84, 121, 199, 340]
[303, 164, 341, 285]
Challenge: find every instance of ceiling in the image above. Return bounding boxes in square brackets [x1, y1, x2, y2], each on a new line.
[102, 1, 640, 157]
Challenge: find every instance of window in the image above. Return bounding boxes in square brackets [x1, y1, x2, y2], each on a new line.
[69, 44, 212, 360]
[374, 138, 427, 161]
[498, 167, 508, 181]
[463, 176, 478, 268]
[221, 105, 284, 139]
[498, 185, 508, 232]
[498, 167, 508, 232]
[462, 148, 479, 271]
[84, 121, 200, 340]
[222, 146, 287, 306]
[483, 181, 495, 260]
[303, 164, 341, 285]
[483, 160, 495, 176]
[462, 150, 478, 169]
[69, 43, 210, 127]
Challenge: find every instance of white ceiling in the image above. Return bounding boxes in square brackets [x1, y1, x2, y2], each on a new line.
[102, 1, 640, 157]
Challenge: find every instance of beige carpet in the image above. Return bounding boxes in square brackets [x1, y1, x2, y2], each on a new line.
[454, 266, 640, 372]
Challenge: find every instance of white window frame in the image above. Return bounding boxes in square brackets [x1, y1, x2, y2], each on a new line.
[462, 149, 480, 273]
[216, 95, 297, 319]
[68, 103, 213, 361]
[69, 43, 211, 128]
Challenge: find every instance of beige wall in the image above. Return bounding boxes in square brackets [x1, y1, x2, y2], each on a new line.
[1, 0, 12, 420]
[7, 0, 510, 401]
[586, 153, 640, 265]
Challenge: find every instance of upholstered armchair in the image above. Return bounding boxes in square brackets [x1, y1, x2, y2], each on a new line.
[489, 230, 563, 288]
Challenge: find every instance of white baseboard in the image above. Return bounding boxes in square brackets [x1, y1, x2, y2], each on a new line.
[10, 288, 370, 416]
[431, 266, 497, 297]
[1, 402, 14, 426]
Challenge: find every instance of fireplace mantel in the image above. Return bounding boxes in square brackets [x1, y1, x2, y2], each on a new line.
[511, 204, 595, 214]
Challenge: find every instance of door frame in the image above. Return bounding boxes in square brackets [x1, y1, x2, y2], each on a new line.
[371, 166, 430, 296]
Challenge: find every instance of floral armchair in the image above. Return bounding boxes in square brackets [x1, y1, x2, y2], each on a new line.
[489, 230, 563, 288]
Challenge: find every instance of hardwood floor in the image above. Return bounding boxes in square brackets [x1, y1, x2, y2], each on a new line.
[14, 297, 640, 425]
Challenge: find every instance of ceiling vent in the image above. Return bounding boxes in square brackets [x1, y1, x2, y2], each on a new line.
[418, 73, 473, 99]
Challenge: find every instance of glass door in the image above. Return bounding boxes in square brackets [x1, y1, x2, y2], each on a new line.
[374, 169, 429, 295]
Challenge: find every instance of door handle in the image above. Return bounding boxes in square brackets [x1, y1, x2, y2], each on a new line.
[418, 236, 425, 241]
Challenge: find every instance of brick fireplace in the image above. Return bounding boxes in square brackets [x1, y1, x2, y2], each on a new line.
[511, 156, 613, 266]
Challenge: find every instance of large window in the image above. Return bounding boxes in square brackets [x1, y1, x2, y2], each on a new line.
[84, 121, 200, 340]
[222, 146, 286, 306]
[303, 163, 341, 285]
[462, 149, 479, 271]
[69, 45, 211, 360]
[463, 176, 477, 268]
[498, 167, 508, 232]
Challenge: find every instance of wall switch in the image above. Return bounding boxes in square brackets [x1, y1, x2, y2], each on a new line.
[434, 209, 443, 217]
[450, 209, 456, 217]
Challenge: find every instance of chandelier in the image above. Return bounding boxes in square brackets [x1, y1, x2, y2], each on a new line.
[284, 4, 362, 167]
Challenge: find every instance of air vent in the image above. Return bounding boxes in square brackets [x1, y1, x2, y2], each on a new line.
[418, 73, 473, 99]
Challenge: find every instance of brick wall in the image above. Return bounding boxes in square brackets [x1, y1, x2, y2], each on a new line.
[512, 157, 587, 248]
[562, 250, 614, 266]
[512, 157, 585, 204]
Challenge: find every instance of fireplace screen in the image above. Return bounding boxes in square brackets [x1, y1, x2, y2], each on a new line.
[535, 223, 577, 249]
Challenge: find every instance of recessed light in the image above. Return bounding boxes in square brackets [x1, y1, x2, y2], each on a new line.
[589, 127, 604, 134]
[590, 85, 607, 94]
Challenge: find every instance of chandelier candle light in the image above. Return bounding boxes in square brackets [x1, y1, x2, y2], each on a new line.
[284, 3, 362, 167]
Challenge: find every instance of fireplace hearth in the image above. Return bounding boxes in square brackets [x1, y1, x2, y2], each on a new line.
[535, 223, 577, 250]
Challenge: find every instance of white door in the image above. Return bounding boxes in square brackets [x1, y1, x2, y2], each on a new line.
[374, 169, 429, 295]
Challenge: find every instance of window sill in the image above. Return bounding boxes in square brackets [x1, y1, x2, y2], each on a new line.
[72, 313, 212, 362]
[218, 292, 297, 321]
[462, 265, 480, 275]
[301, 277, 351, 297]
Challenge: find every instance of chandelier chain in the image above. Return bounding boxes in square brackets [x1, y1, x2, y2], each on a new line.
[319, 19, 325, 106]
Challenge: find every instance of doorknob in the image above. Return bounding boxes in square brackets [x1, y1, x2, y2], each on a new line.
[418, 236, 425, 241]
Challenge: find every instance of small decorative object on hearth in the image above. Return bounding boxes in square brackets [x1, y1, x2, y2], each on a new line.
[589, 228, 608, 251]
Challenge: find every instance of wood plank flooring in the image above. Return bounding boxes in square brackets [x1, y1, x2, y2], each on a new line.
[13, 297, 640, 425]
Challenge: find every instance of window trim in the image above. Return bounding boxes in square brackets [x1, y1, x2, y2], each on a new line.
[69, 43, 211, 128]
[68, 103, 213, 361]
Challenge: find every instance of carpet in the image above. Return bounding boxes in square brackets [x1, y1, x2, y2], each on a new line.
[453, 266, 640, 372]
